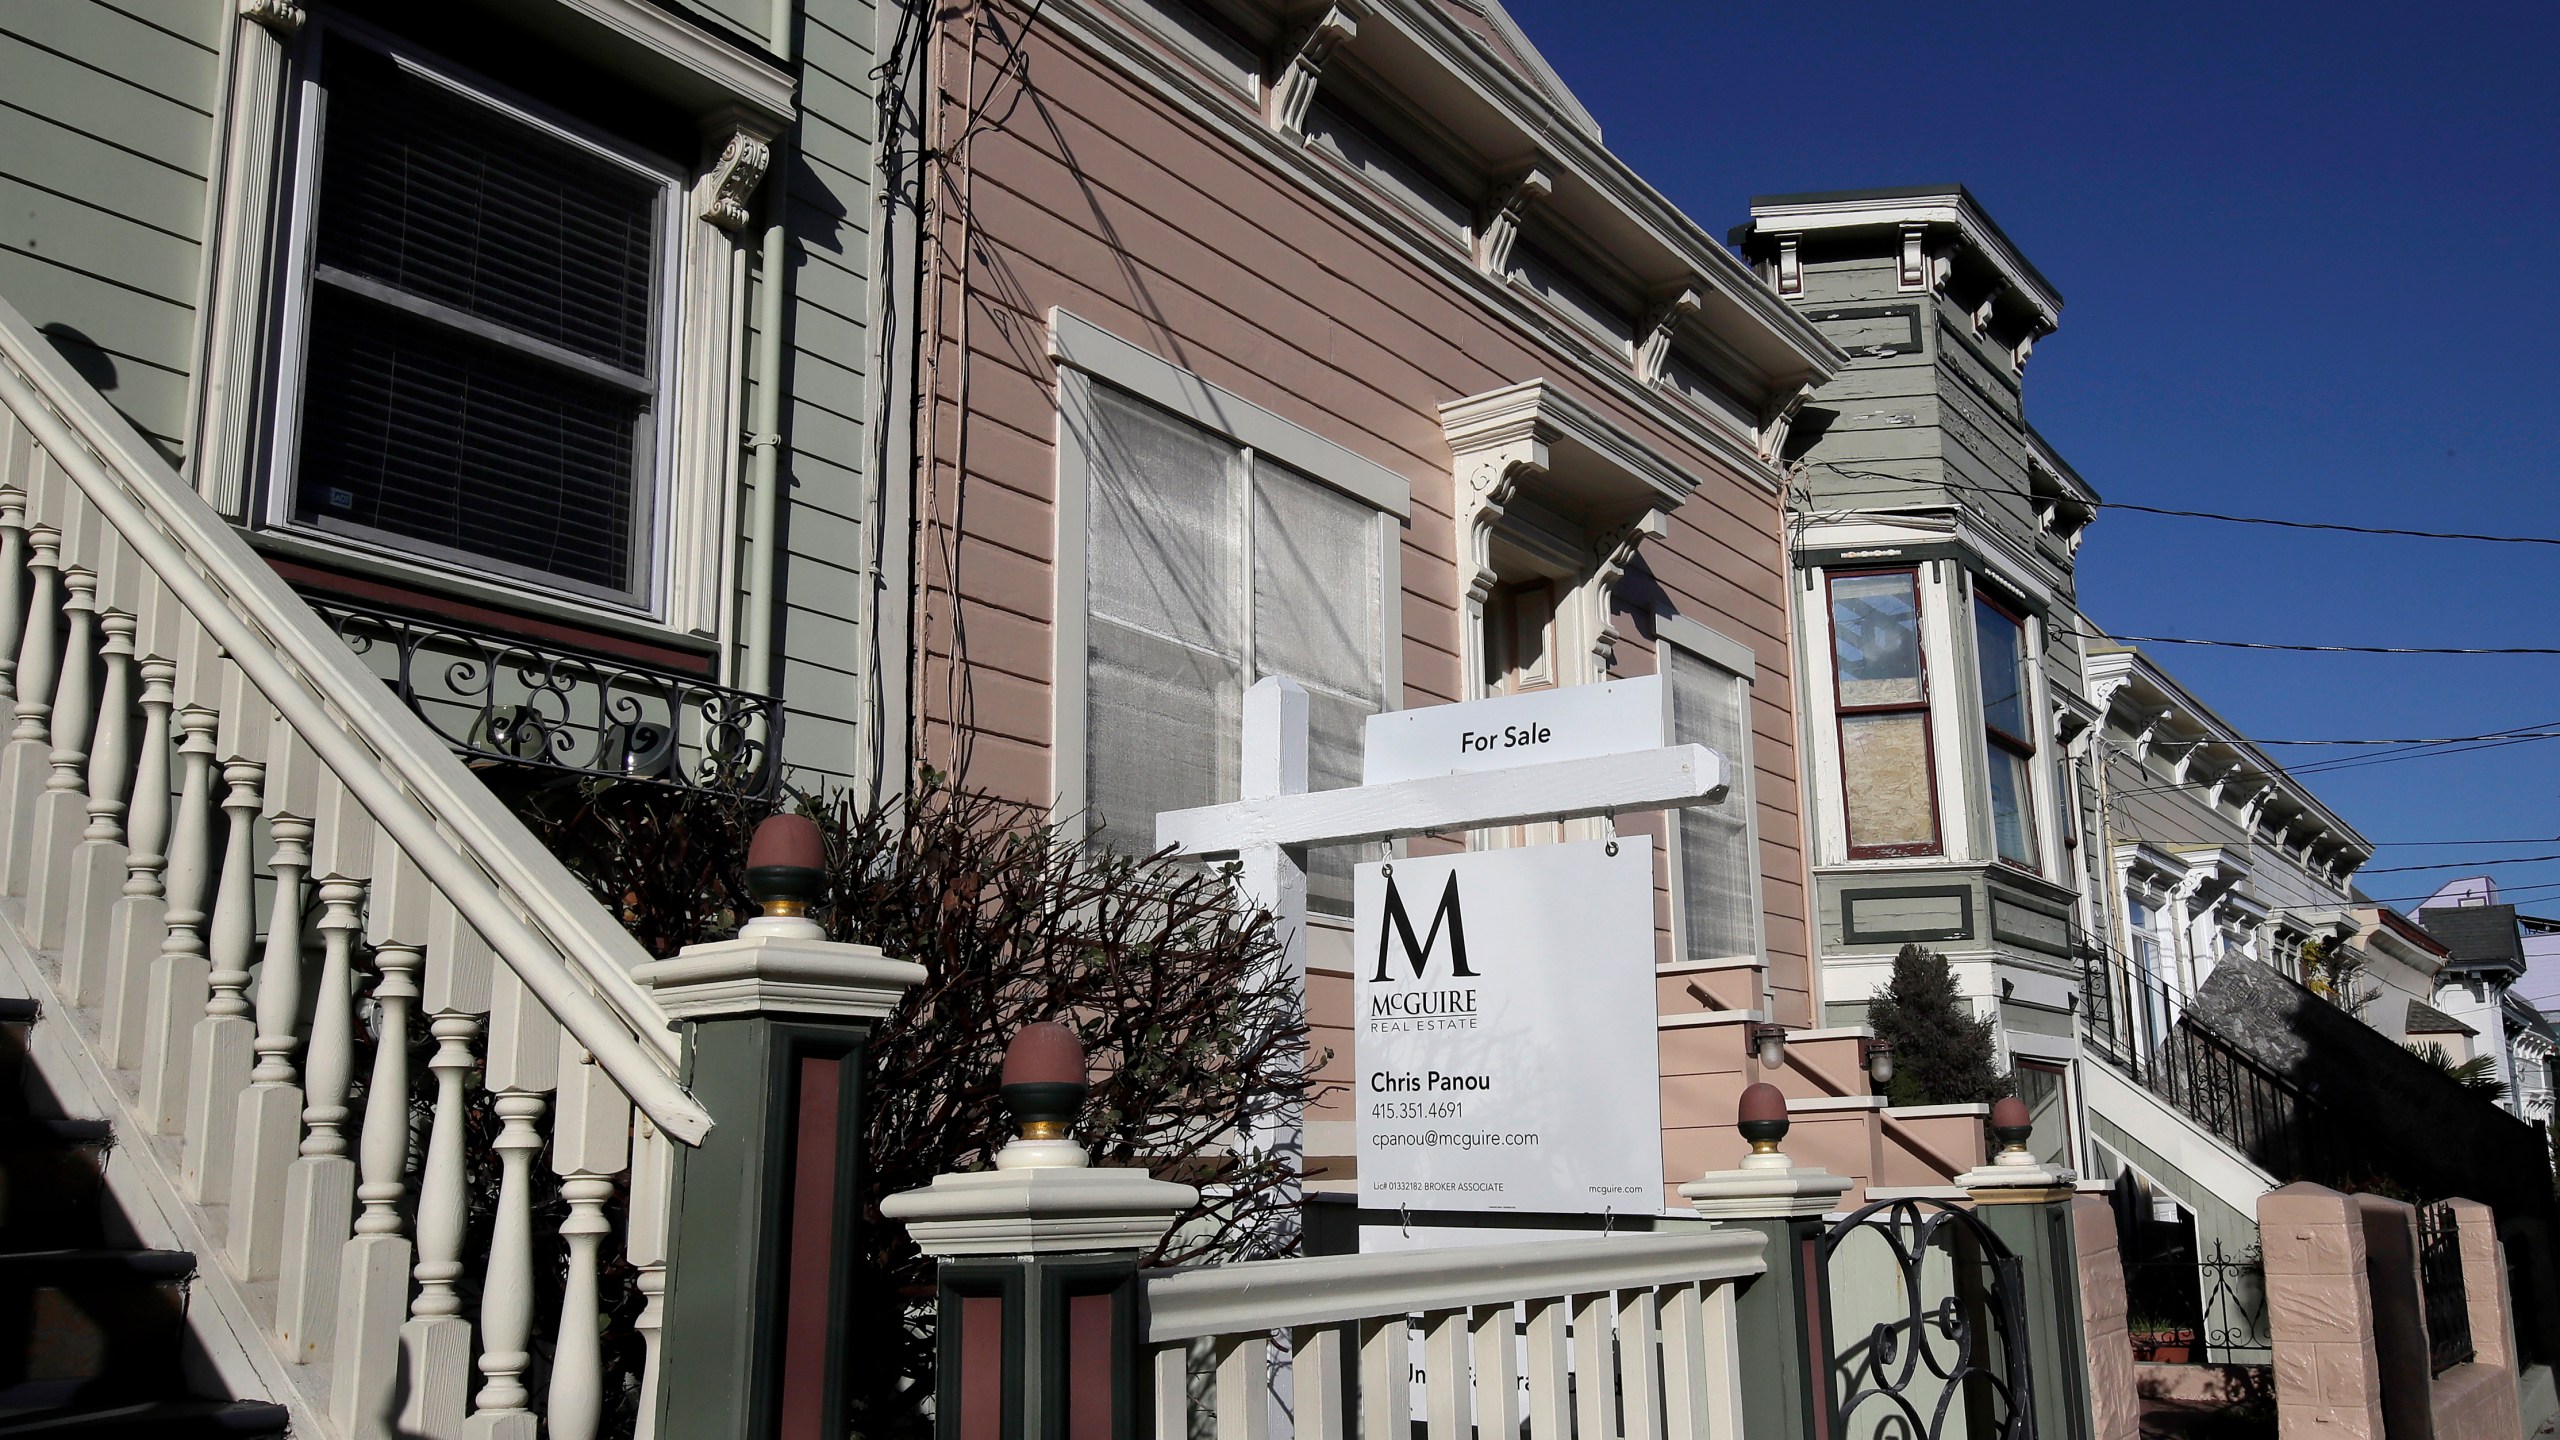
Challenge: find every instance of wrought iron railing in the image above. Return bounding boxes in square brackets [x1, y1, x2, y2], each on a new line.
[2079, 953, 2362, 1186]
[310, 597, 780, 795]
[2422, 1202, 2474, 1374]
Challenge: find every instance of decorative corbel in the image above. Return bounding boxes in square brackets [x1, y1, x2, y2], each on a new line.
[240, 0, 304, 32]
[1454, 430, 1549, 621]
[2085, 675, 2132, 717]
[1969, 285, 2003, 341]
[1897, 222, 1928, 291]
[1634, 284, 1702, 386]
[1586, 508, 1668, 676]
[2012, 330, 2038, 370]
[1267, 4, 1361, 136]
[1775, 234, 1803, 296]
[1475, 163, 1553, 277]
[1755, 380, 1815, 465]
[2131, 708, 2173, 763]
[694, 125, 775, 233]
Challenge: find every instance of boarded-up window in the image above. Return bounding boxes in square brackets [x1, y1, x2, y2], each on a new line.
[1082, 384, 1386, 913]
[1666, 640, 1757, 961]
[1829, 570, 1939, 857]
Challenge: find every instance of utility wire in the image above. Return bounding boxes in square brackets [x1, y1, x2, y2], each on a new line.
[2358, 853, 2560, 875]
[1812, 462, 2560, 548]
[2255, 735, 2560, 746]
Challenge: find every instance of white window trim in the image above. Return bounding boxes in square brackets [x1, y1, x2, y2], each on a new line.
[1050, 308, 1406, 827]
[1657, 615, 1764, 968]
[1800, 561, 1972, 868]
[253, 19, 748, 637]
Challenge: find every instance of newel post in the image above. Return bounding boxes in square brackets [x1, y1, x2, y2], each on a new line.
[882, 1025, 1198, 1440]
[1959, 1097, 2096, 1440]
[632, 815, 926, 1440]
[1681, 1083, 1853, 1440]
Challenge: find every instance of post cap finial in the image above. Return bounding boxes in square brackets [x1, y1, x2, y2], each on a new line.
[1989, 1095, 2034, 1160]
[996, 1023, 1091, 1169]
[745, 813, 827, 920]
[1738, 1081, 1790, 1155]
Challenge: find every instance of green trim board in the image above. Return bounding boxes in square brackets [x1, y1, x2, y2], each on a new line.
[1838, 885, 1975, 945]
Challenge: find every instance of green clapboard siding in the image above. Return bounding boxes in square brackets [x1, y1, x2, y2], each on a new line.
[0, 1, 218, 455]
[768, 0, 881, 791]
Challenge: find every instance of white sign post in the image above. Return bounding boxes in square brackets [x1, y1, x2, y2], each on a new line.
[1353, 837, 1664, 1216]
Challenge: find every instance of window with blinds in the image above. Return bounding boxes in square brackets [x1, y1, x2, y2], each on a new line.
[1666, 640, 1759, 962]
[275, 36, 677, 607]
[1081, 383, 1386, 913]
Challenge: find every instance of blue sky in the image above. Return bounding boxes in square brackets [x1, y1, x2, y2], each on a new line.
[1502, 0, 2560, 981]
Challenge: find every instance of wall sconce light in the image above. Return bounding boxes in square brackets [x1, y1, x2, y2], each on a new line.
[1863, 1036, 1895, 1089]
[1750, 1022, 1787, 1072]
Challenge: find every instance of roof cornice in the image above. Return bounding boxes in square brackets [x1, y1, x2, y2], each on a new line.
[1747, 188, 2063, 333]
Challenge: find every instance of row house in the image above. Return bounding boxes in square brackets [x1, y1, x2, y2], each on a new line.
[882, 0, 1920, 1207]
[2417, 877, 2560, 1127]
[1729, 186, 2102, 1169]
[2079, 644, 2560, 1364]
[2, 0, 894, 793]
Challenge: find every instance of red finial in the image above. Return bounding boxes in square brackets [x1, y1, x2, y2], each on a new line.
[1738, 1082, 1787, 1127]
[1002, 1022, 1085, 1088]
[747, 813, 826, 873]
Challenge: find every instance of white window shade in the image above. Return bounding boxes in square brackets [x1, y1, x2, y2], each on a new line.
[1667, 641, 1757, 962]
[1080, 385, 1387, 912]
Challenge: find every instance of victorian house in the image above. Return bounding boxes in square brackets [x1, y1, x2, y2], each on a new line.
[1730, 186, 2103, 1169]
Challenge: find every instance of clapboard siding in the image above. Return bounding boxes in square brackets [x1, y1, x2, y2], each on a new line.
[0, 2, 217, 453]
[915, 17, 1810, 1012]
[769, 0, 880, 790]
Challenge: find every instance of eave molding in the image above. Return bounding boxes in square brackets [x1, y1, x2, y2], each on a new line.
[1047, 0, 1831, 494]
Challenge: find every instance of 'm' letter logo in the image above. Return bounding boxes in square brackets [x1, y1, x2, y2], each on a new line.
[1372, 872, 1476, 983]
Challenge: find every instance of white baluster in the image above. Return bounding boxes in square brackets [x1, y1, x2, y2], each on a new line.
[399, 1013, 479, 1440]
[100, 652, 171, 1069]
[1472, 1304, 1521, 1436]
[26, 566, 95, 938]
[548, 1045, 632, 1440]
[1618, 1287, 1666, 1440]
[332, 940, 420, 1440]
[56, 606, 133, 999]
[0, 486, 25, 707]
[0, 524, 60, 893]
[1524, 1296, 1572, 1440]
[227, 813, 310, 1280]
[136, 706, 217, 1131]
[1423, 1308, 1470, 1440]
[627, 1115, 674, 1440]
[1293, 1324, 1349, 1440]
[1358, 1316, 1410, 1440]
[181, 758, 263, 1200]
[277, 877, 363, 1362]
[1573, 1292, 1617, 1440]
[466, 1090, 547, 1440]
[1214, 1333, 1271, 1440]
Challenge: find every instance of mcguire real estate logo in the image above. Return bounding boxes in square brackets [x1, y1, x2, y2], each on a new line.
[1366, 870, 1482, 1033]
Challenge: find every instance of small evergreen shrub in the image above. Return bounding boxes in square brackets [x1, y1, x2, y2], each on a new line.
[1864, 943, 2012, 1107]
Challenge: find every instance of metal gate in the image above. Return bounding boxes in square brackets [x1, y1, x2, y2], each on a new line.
[1810, 1198, 2035, 1440]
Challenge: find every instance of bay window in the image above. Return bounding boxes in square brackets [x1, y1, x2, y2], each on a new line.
[1974, 595, 2039, 870]
[1829, 569, 1940, 858]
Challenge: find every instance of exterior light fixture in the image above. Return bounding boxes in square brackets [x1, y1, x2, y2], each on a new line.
[1863, 1036, 1896, 1089]
[1750, 1022, 1787, 1072]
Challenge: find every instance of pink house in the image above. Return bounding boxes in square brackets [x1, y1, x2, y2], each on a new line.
[892, 0, 1898, 1199]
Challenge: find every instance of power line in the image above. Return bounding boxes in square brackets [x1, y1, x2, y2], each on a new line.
[2109, 635, 2560, 656]
[2371, 837, 2560, 848]
[2257, 734, 2560, 746]
[1811, 463, 2560, 548]
[2358, 853, 2560, 875]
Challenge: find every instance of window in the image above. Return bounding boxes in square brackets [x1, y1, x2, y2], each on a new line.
[1975, 595, 2040, 870]
[2014, 1059, 2073, 1169]
[1829, 569, 1939, 858]
[1080, 382, 1386, 912]
[270, 33, 682, 610]
[1665, 636, 1758, 962]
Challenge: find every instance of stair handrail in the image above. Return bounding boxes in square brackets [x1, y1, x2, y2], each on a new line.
[0, 297, 712, 1145]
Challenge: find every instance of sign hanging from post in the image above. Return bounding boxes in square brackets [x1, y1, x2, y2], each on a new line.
[1354, 837, 1663, 1216]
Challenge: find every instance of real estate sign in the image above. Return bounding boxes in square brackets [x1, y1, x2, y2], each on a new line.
[1361, 674, 1665, 785]
[1353, 837, 1663, 1215]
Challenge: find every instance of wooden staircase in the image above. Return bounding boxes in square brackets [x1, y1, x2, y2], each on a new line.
[0, 997, 288, 1435]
